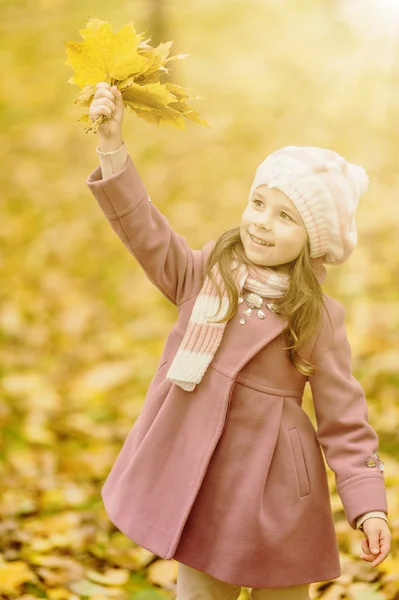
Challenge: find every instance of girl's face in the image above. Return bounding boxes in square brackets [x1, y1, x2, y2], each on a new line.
[240, 184, 308, 272]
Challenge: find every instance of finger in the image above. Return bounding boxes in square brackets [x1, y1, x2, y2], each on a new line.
[360, 551, 375, 562]
[111, 85, 122, 100]
[363, 535, 380, 555]
[370, 551, 386, 567]
[97, 105, 113, 118]
[96, 82, 111, 90]
[111, 85, 124, 110]
[381, 535, 392, 552]
[91, 100, 115, 119]
[93, 97, 114, 110]
[360, 538, 376, 562]
[94, 89, 115, 102]
[373, 546, 390, 565]
[362, 538, 372, 555]
[370, 541, 380, 555]
[90, 104, 112, 120]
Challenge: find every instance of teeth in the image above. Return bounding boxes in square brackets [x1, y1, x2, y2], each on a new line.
[251, 235, 271, 246]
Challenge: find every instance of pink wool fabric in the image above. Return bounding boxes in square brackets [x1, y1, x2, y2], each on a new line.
[86, 152, 388, 588]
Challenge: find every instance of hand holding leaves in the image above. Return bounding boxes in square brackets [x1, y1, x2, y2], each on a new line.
[89, 83, 125, 140]
[64, 18, 209, 132]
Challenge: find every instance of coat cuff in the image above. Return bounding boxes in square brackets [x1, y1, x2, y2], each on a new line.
[356, 511, 388, 530]
[337, 475, 388, 529]
[86, 153, 151, 218]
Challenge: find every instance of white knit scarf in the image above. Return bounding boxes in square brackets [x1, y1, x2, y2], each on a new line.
[165, 257, 315, 392]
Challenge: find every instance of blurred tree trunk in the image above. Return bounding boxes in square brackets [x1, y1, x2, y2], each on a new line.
[148, 0, 166, 46]
[148, 0, 178, 83]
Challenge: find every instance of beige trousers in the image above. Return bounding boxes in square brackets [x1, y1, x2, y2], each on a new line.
[176, 563, 311, 600]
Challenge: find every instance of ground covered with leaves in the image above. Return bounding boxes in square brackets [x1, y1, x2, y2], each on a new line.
[1, 0, 399, 598]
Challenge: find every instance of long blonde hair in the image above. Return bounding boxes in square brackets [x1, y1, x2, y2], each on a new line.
[204, 227, 333, 377]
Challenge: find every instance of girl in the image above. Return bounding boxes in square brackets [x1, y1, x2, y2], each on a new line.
[86, 82, 391, 600]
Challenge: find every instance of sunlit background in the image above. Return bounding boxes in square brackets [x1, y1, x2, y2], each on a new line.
[342, 0, 399, 41]
[1, 0, 399, 597]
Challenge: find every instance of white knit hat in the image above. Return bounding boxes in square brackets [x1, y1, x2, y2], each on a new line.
[249, 146, 369, 265]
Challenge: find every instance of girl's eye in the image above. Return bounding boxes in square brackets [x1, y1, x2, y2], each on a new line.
[252, 200, 294, 221]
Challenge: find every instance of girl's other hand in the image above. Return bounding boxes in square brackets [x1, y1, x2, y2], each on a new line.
[360, 518, 391, 567]
[89, 82, 125, 140]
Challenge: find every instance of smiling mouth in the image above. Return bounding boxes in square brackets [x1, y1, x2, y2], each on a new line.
[249, 234, 274, 247]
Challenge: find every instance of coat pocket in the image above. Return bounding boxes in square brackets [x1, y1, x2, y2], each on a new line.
[288, 427, 311, 497]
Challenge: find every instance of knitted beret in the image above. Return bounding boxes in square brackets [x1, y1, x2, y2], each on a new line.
[249, 146, 369, 265]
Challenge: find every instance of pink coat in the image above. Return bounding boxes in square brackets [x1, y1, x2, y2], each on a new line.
[86, 155, 388, 588]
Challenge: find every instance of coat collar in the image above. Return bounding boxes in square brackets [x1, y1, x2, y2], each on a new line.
[236, 309, 289, 374]
[211, 305, 290, 379]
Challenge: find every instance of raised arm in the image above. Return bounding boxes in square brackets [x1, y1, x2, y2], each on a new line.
[86, 147, 215, 307]
[86, 81, 215, 307]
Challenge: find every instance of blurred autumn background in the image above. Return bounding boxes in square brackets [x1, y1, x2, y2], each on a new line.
[1, 0, 399, 598]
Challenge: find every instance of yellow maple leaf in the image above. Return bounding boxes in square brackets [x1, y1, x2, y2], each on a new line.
[164, 82, 201, 100]
[64, 18, 209, 132]
[123, 81, 178, 109]
[137, 40, 174, 80]
[64, 18, 148, 86]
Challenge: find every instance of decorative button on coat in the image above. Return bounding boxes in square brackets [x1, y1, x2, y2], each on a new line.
[238, 292, 277, 324]
[374, 452, 385, 471]
[365, 453, 385, 471]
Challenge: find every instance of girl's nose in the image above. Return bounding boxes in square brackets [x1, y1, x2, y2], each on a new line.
[254, 218, 273, 231]
[255, 211, 274, 230]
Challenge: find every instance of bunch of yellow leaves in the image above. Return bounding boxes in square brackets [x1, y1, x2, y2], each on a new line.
[64, 18, 209, 132]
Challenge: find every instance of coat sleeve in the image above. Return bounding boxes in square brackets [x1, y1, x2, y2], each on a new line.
[86, 153, 215, 307]
[308, 298, 388, 530]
